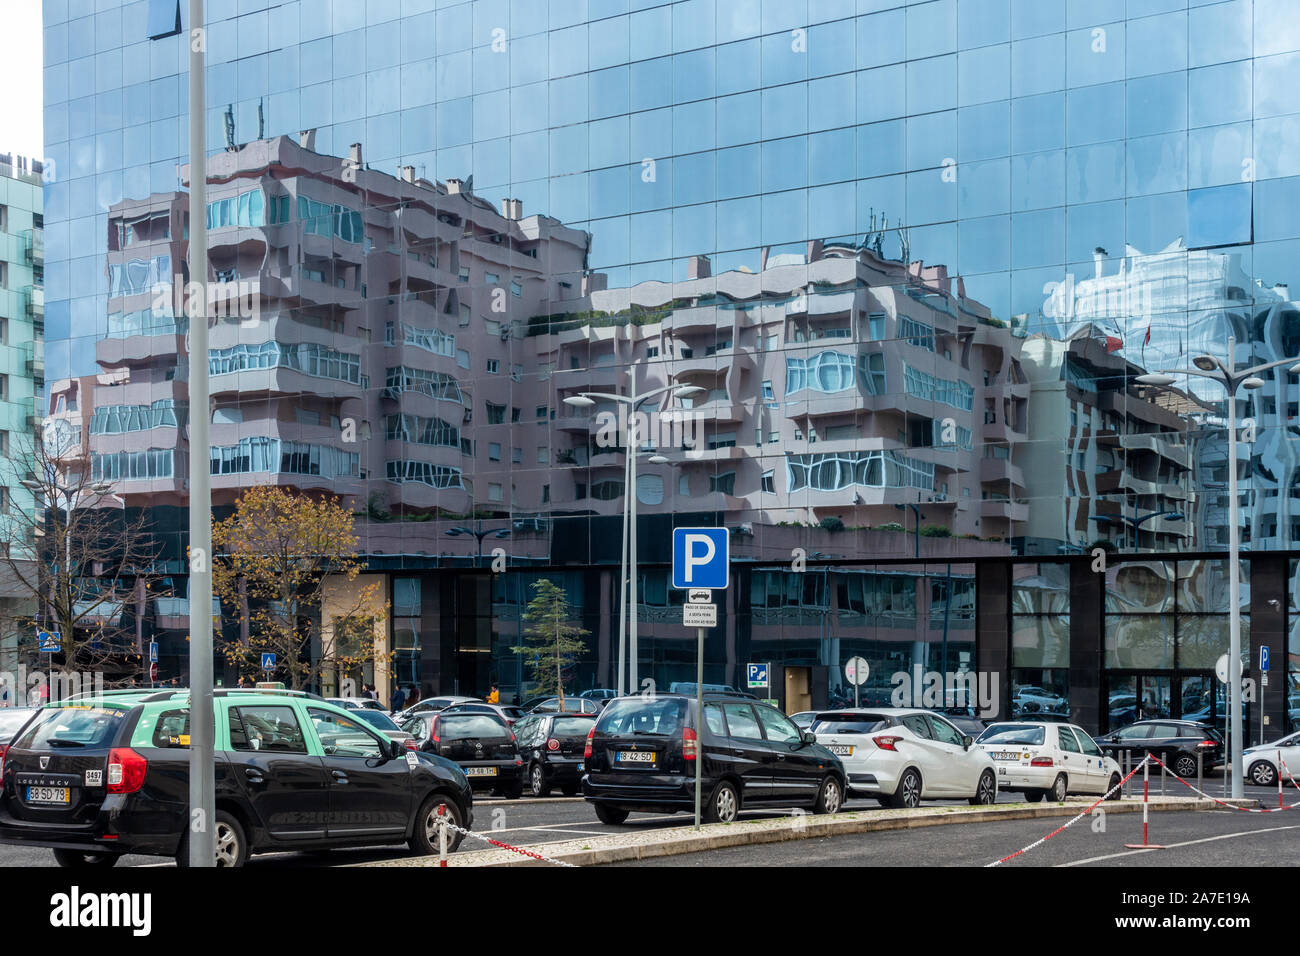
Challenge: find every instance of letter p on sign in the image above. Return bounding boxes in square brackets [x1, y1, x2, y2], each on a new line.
[672, 527, 729, 590]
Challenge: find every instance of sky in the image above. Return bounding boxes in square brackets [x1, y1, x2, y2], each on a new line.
[0, 0, 44, 161]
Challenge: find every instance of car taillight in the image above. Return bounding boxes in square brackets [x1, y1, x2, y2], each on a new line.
[430, 717, 439, 744]
[683, 727, 698, 761]
[1196, 740, 1217, 748]
[546, 738, 560, 752]
[0, 743, 7, 789]
[404, 738, 418, 751]
[106, 748, 147, 794]
[1030, 756, 1054, 767]
[872, 735, 902, 752]
[584, 726, 595, 760]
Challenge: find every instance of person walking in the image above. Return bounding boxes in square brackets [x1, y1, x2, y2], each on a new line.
[390, 683, 406, 714]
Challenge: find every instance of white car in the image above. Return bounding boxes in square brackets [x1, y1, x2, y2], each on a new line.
[1243, 730, 1300, 787]
[811, 708, 998, 809]
[977, 721, 1122, 802]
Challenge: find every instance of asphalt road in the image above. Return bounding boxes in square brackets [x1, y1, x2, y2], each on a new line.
[0, 772, 1289, 867]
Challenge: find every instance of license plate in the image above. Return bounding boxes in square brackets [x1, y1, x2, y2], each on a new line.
[992, 752, 1020, 761]
[827, 744, 854, 756]
[466, 767, 498, 777]
[576, 763, 584, 772]
[26, 786, 70, 805]
[616, 750, 656, 764]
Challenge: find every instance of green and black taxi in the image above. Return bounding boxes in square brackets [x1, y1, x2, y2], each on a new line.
[0, 688, 474, 867]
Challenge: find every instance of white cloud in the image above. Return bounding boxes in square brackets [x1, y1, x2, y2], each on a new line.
[0, 0, 44, 160]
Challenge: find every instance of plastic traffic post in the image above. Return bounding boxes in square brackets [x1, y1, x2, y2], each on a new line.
[438, 804, 448, 867]
[1124, 759, 1165, 850]
[1280, 750, 1285, 811]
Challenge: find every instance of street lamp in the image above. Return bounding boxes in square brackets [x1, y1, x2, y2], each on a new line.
[563, 373, 701, 695]
[1089, 510, 1185, 551]
[1136, 337, 1300, 798]
[444, 521, 511, 568]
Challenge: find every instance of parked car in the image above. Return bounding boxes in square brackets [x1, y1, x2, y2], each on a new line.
[528, 696, 600, 715]
[1094, 719, 1223, 778]
[393, 696, 481, 723]
[0, 707, 38, 745]
[579, 689, 618, 706]
[929, 707, 988, 737]
[582, 693, 846, 824]
[668, 682, 754, 698]
[514, 713, 598, 796]
[0, 688, 475, 867]
[402, 711, 523, 799]
[325, 697, 388, 713]
[976, 721, 1122, 802]
[439, 702, 526, 725]
[810, 708, 997, 808]
[1242, 729, 1300, 787]
[346, 708, 415, 746]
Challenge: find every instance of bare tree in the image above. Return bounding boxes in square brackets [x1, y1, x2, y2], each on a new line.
[0, 432, 168, 686]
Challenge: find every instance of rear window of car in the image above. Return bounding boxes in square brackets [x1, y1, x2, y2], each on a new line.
[501, 707, 525, 720]
[354, 710, 399, 732]
[977, 724, 1047, 746]
[15, 706, 128, 750]
[811, 713, 891, 734]
[597, 697, 686, 736]
[440, 715, 509, 737]
[552, 716, 596, 737]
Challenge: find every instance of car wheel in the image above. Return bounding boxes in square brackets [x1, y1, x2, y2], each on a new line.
[888, 768, 923, 809]
[1051, 774, 1068, 802]
[1174, 753, 1199, 778]
[1024, 789, 1046, 802]
[409, 793, 466, 856]
[704, 780, 741, 823]
[1249, 760, 1278, 787]
[529, 763, 550, 797]
[813, 775, 843, 814]
[968, 770, 997, 806]
[176, 809, 249, 868]
[52, 849, 120, 868]
[1106, 773, 1123, 800]
[593, 803, 629, 825]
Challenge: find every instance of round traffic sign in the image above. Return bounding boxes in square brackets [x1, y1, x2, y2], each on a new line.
[1215, 653, 1230, 684]
[845, 656, 870, 686]
[149, 662, 159, 682]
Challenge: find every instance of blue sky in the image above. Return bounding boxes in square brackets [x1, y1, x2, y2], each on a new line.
[0, 0, 43, 161]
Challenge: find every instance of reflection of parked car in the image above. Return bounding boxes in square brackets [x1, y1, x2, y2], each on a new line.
[1011, 686, 1068, 714]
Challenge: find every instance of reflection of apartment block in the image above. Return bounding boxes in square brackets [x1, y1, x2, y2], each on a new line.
[1020, 329, 1193, 555]
[84, 136, 592, 533]
[548, 244, 1029, 539]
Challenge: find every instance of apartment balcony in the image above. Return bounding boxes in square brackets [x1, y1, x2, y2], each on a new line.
[1093, 468, 1189, 500]
[806, 289, 857, 316]
[555, 410, 596, 433]
[666, 304, 731, 334]
[22, 340, 43, 377]
[208, 366, 368, 401]
[981, 420, 1024, 443]
[21, 227, 42, 265]
[1098, 431, 1191, 470]
[23, 286, 43, 322]
[979, 456, 1025, 488]
[96, 315, 188, 367]
[981, 498, 1029, 522]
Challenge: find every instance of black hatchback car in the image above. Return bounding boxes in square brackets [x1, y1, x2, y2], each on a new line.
[0, 689, 475, 867]
[582, 693, 846, 824]
[1095, 719, 1224, 777]
[513, 712, 597, 796]
[403, 712, 524, 799]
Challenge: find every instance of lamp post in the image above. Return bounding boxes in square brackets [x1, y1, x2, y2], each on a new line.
[1137, 336, 1300, 798]
[563, 373, 703, 695]
[1089, 510, 1185, 551]
[444, 521, 511, 568]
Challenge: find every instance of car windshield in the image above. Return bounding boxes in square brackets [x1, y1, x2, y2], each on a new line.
[597, 697, 686, 736]
[978, 724, 1047, 745]
[811, 713, 890, 734]
[553, 716, 596, 737]
[353, 710, 400, 732]
[440, 714, 509, 738]
[15, 706, 128, 750]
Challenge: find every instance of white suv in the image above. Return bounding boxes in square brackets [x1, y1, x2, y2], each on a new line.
[977, 721, 1122, 802]
[811, 708, 998, 809]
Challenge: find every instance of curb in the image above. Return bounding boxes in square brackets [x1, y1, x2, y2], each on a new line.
[362, 795, 1258, 867]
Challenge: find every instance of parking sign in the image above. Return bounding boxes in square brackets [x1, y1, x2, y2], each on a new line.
[672, 528, 729, 590]
[1260, 645, 1270, 673]
[747, 663, 768, 688]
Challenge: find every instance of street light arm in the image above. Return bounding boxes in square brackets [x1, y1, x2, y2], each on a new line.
[1240, 354, 1300, 382]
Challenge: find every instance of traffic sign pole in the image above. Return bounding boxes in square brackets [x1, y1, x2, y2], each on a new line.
[694, 625, 703, 831]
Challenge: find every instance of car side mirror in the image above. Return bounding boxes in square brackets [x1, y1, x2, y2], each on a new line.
[963, 735, 974, 750]
[802, 731, 816, 746]
[388, 739, 404, 760]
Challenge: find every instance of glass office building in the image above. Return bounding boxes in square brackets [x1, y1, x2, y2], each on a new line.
[39, 0, 1300, 733]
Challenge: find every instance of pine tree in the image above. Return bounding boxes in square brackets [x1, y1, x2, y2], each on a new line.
[512, 579, 588, 703]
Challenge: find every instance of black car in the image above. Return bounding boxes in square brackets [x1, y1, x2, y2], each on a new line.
[582, 693, 846, 824]
[928, 707, 988, 736]
[514, 712, 597, 796]
[404, 712, 524, 798]
[1095, 719, 1224, 777]
[0, 690, 475, 867]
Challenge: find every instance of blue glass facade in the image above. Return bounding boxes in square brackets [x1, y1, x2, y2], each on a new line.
[38, 0, 1300, 730]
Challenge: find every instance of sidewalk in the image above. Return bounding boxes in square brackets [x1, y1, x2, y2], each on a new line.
[358, 795, 1257, 868]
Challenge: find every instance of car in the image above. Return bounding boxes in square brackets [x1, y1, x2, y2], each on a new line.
[0, 688, 475, 867]
[1094, 719, 1223, 778]
[810, 708, 998, 808]
[439, 702, 526, 725]
[1242, 730, 1300, 787]
[976, 721, 1123, 802]
[579, 689, 618, 706]
[348, 708, 416, 745]
[325, 696, 388, 713]
[927, 707, 988, 737]
[393, 696, 481, 723]
[0, 707, 39, 745]
[668, 682, 754, 698]
[402, 711, 524, 799]
[581, 693, 846, 825]
[528, 696, 600, 715]
[790, 711, 818, 729]
[514, 712, 598, 796]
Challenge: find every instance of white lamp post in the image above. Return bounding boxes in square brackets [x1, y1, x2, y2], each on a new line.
[564, 374, 702, 695]
[1137, 337, 1300, 798]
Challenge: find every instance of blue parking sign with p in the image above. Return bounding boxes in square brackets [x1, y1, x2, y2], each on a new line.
[1260, 646, 1269, 672]
[672, 528, 729, 590]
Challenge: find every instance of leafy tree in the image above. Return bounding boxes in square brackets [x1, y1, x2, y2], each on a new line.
[212, 487, 388, 690]
[512, 579, 588, 703]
